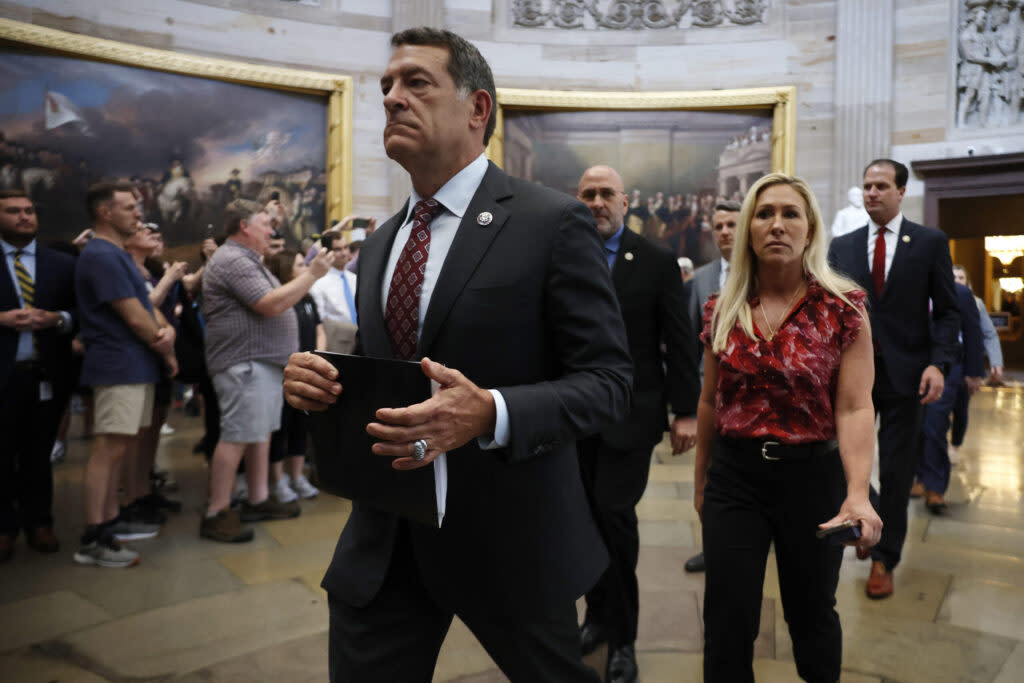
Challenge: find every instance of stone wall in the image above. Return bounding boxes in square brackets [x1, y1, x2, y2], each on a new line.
[4, 0, 1024, 225]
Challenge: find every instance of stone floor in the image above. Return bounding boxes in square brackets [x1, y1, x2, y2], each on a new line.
[1, 387, 1023, 682]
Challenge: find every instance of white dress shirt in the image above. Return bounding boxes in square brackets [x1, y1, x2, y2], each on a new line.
[382, 153, 509, 449]
[867, 213, 902, 280]
[310, 267, 358, 323]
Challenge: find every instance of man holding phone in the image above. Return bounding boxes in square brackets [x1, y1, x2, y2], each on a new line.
[309, 233, 357, 325]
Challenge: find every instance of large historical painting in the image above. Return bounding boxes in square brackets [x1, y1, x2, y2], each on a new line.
[0, 19, 352, 253]
[956, 0, 1024, 129]
[490, 87, 794, 267]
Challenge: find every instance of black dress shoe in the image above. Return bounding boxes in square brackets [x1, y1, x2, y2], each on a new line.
[684, 551, 705, 573]
[606, 644, 638, 683]
[0, 533, 14, 563]
[579, 621, 607, 656]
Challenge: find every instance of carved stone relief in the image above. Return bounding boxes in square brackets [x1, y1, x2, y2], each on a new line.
[956, 0, 1024, 128]
[510, 0, 768, 30]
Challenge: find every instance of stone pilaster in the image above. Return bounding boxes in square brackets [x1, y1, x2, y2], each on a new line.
[392, 0, 444, 31]
[831, 0, 894, 216]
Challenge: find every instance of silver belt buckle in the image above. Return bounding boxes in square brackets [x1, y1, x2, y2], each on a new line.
[761, 441, 781, 461]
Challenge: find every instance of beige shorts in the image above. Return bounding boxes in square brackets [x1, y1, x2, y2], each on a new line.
[93, 384, 155, 435]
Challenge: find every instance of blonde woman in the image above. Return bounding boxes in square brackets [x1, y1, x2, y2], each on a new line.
[694, 173, 882, 682]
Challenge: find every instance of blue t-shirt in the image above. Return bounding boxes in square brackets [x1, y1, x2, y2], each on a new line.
[76, 238, 161, 386]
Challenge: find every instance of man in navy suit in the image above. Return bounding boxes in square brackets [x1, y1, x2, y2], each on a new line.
[0, 189, 76, 561]
[283, 28, 631, 682]
[917, 280, 985, 513]
[574, 165, 699, 683]
[828, 159, 960, 599]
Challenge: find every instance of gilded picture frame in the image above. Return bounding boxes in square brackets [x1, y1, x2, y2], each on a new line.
[487, 86, 795, 173]
[486, 86, 795, 265]
[0, 18, 353, 244]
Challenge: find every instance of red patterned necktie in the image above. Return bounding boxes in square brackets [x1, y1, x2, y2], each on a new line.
[872, 227, 887, 296]
[385, 198, 442, 359]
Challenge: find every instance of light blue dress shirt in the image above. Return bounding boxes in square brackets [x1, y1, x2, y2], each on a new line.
[3, 238, 38, 361]
[604, 224, 625, 269]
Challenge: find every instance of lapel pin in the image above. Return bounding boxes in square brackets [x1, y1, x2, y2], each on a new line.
[902, 235, 910, 243]
[624, 252, 634, 261]
[476, 211, 493, 226]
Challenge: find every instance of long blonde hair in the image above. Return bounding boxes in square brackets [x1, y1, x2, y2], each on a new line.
[709, 173, 864, 353]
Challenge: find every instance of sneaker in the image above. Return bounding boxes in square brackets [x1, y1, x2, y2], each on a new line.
[231, 473, 249, 507]
[121, 501, 166, 526]
[290, 473, 319, 499]
[240, 497, 301, 522]
[50, 440, 67, 464]
[200, 509, 254, 543]
[160, 423, 175, 435]
[107, 519, 160, 542]
[73, 535, 140, 568]
[140, 491, 182, 513]
[273, 476, 299, 503]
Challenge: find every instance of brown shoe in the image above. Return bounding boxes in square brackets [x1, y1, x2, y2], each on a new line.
[909, 481, 926, 498]
[200, 509, 254, 543]
[925, 490, 948, 515]
[26, 526, 60, 553]
[0, 534, 13, 563]
[240, 497, 300, 522]
[866, 561, 894, 599]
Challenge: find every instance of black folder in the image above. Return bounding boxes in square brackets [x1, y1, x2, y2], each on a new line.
[307, 351, 438, 527]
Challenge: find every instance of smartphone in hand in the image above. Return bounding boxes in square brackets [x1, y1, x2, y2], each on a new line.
[815, 520, 862, 545]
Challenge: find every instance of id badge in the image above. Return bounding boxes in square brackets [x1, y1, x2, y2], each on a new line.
[39, 381, 54, 402]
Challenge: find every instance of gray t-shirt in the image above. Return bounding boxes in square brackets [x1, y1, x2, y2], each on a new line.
[202, 239, 298, 375]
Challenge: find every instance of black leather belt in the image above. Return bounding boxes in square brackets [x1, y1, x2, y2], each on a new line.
[14, 359, 40, 372]
[721, 437, 838, 461]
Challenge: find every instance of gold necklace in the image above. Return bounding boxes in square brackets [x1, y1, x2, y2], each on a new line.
[759, 283, 804, 340]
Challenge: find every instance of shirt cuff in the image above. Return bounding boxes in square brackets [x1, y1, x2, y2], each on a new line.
[477, 389, 510, 450]
[57, 311, 73, 333]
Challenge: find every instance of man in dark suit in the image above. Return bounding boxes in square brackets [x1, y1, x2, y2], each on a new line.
[828, 159, 959, 599]
[283, 28, 632, 682]
[681, 200, 739, 575]
[0, 189, 76, 561]
[573, 165, 699, 683]
[917, 279, 985, 513]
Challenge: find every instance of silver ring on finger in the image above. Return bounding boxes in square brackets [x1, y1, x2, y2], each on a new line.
[412, 439, 428, 461]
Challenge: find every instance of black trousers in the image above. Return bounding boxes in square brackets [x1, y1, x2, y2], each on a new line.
[950, 378, 970, 447]
[577, 435, 652, 648]
[327, 522, 600, 683]
[0, 363, 66, 535]
[870, 356, 924, 571]
[197, 372, 219, 460]
[702, 437, 845, 683]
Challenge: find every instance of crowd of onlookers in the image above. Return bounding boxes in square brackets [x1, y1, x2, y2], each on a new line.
[0, 181, 374, 567]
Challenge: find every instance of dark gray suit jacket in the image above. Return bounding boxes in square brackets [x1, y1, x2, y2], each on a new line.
[322, 162, 633, 616]
[687, 257, 722, 341]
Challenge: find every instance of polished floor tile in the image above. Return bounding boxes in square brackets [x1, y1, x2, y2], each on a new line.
[940, 578, 1024, 641]
[0, 649, 111, 682]
[0, 388, 1021, 681]
[58, 581, 327, 679]
[0, 590, 111, 652]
